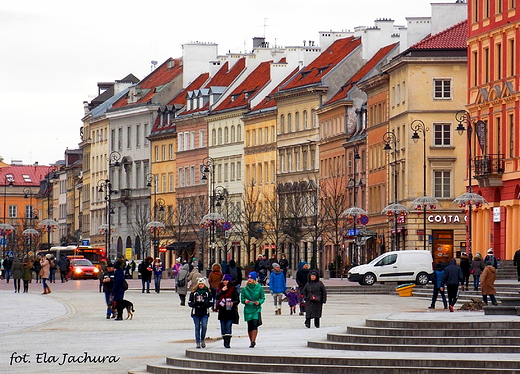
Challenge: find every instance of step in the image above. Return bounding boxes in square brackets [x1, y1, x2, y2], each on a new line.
[496, 297, 520, 306]
[346, 325, 520, 337]
[484, 306, 520, 315]
[364, 318, 520, 330]
[326, 332, 520, 345]
[307, 340, 520, 353]
[184, 350, 520, 371]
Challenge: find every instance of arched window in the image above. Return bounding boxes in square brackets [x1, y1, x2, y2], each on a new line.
[303, 110, 308, 129]
[231, 126, 236, 142]
[295, 112, 300, 131]
[288, 113, 292, 132]
[218, 128, 223, 144]
[211, 128, 216, 146]
[280, 114, 285, 133]
[237, 125, 242, 141]
[224, 127, 229, 143]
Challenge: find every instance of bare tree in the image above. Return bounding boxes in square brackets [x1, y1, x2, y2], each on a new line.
[261, 184, 286, 260]
[319, 169, 350, 275]
[233, 182, 261, 266]
[131, 204, 152, 259]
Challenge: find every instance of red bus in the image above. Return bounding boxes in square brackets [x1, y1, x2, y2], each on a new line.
[38, 246, 106, 267]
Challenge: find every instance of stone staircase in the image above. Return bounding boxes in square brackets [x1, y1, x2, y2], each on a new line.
[129, 314, 520, 373]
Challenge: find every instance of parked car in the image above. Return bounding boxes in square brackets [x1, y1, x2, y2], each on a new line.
[68, 258, 100, 280]
[347, 250, 433, 286]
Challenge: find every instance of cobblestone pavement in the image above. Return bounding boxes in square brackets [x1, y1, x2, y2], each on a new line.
[0, 276, 502, 374]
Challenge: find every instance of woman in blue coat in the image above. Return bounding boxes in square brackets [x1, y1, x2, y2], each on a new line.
[111, 261, 126, 321]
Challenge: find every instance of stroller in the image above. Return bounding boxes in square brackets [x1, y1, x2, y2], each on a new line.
[258, 267, 268, 286]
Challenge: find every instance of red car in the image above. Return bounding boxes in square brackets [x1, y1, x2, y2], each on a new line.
[68, 258, 100, 280]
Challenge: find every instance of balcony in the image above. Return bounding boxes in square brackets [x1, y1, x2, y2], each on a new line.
[473, 154, 505, 188]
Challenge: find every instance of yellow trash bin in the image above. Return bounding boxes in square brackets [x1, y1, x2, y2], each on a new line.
[396, 283, 415, 297]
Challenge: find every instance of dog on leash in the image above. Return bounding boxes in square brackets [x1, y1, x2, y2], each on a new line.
[109, 300, 135, 320]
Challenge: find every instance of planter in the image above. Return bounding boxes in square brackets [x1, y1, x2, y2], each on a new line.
[395, 283, 415, 297]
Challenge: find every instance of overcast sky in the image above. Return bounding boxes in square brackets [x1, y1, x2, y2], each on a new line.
[1, 0, 446, 166]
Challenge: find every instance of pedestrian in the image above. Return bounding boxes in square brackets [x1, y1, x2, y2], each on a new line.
[484, 248, 498, 269]
[153, 257, 164, 293]
[48, 255, 57, 283]
[268, 253, 278, 271]
[215, 274, 240, 348]
[279, 253, 289, 278]
[40, 254, 52, 294]
[130, 260, 136, 276]
[98, 259, 108, 293]
[111, 261, 126, 320]
[481, 261, 498, 306]
[269, 263, 286, 315]
[139, 257, 153, 293]
[240, 271, 265, 348]
[171, 257, 181, 279]
[102, 263, 115, 319]
[226, 259, 243, 293]
[428, 263, 447, 310]
[11, 257, 23, 293]
[442, 259, 463, 312]
[470, 252, 484, 291]
[459, 253, 470, 291]
[286, 286, 300, 315]
[513, 247, 520, 282]
[221, 259, 229, 275]
[175, 263, 190, 306]
[188, 277, 213, 348]
[22, 258, 33, 293]
[32, 257, 41, 283]
[302, 269, 327, 328]
[296, 262, 310, 315]
[208, 263, 223, 303]
[3, 255, 13, 283]
[254, 254, 263, 273]
[58, 254, 69, 283]
[187, 263, 203, 289]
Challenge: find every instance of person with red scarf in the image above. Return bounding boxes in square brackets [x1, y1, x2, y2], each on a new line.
[215, 274, 240, 348]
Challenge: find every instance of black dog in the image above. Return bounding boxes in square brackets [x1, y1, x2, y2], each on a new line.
[110, 300, 135, 320]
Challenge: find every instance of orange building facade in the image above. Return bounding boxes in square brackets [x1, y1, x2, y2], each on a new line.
[466, 0, 520, 260]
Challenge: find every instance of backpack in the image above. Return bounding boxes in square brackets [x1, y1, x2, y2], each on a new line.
[122, 279, 129, 291]
[176, 274, 186, 288]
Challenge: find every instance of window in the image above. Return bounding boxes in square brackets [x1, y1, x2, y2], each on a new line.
[190, 131, 195, 149]
[303, 111, 308, 129]
[295, 112, 300, 131]
[264, 127, 268, 144]
[184, 131, 189, 150]
[178, 168, 184, 187]
[8, 205, 17, 218]
[434, 123, 451, 146]
[178, 133, 183, 152]
[190, 166, 195, 186]
[144, 124, 149, 147]
[287, 113, 292, 132]
[231, 162, 236, 180]
[401, 81, 406, 103]
[111, 129, 116, 151]
[224, 127, 229, 143]
[169, 144, 173, 160]
[154, 146, 159, 162]
[117, 128, 123, 150]
[136, 125, 141, 147]
[434, 171, 451, 198]
[231, 126, 235, 143]
[237, 125, 241, 141]
[433, 79, 452, 99]
[236, 161, 241, 179]
[162, 174, 167, 192]
[199, 130, 204, 148]
[25, 205, 34, 218]
[169, 173, 174, 192]
[496, 43, 502, 80]
[280, 115, 285, 133]
[212, 129, 216, 146]
[162, 145, 166, 161]
[127, 126, 132, 148]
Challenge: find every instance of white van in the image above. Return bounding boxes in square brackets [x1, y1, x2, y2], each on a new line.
[347, 250, 433, 286]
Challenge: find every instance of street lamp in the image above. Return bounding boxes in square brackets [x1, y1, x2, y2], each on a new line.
[97, 177, 118, 260]
[381, 131, 409, 251]
[201, 156, 217, 266]
[453, 111, 488, 256]
[410, 120, 440, 252]
[1, 174, 14, 257]
[22, 188, 39, 257]
[345, 145, 363, 264]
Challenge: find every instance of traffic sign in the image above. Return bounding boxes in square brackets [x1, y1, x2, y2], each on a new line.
[81, 239, 90, 246]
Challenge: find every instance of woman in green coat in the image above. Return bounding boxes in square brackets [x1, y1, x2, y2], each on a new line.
[240, 271, 265, 348]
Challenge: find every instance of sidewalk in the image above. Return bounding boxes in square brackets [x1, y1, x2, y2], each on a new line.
[0, 277, 511, 374]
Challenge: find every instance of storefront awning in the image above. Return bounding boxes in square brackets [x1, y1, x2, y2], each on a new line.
[165, 242, 195, 251]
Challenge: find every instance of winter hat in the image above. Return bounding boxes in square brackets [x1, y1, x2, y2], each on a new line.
[107, 263, 115, 268]
[291, 286, 297, 291]
[45, 254, 52, 259]
[197, 277, 207, 285]
[223, 274, 233, 282]
[248, 271, 257, 280]
[272, 263, 280, 268]
[176, 257, 181, 262]
[487, 248, 493, 254]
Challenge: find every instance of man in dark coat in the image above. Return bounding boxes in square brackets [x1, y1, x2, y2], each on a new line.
[58, 254, 70, 283]
[302, 269, 327, 328]
[111, 261, 126, 320]
[443, 259, 463, 312]
[513, 247, 520, 282]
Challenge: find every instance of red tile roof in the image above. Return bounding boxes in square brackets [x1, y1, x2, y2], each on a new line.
[0, 165, 56, 187]
[251, 67, 299, 112]
[326, 43, 398, 105]
[206, 58, 246, 87]
[213, 61, 272, 112]
[112, 57, 183, 108]
[409, 20, 468, 50]
[280, 37, 361, 91]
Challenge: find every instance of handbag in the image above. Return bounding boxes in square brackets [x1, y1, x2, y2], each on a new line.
[470, 269, 475, 274]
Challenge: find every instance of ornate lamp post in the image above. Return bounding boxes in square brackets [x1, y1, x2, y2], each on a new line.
[22, 188, 39, 257]
[1, 174, 14, 257]
[201, 156, 216, 266]
[410, 120, 440, 252]
[381, 131, 409, 251]
[453, 111, 488, 256]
